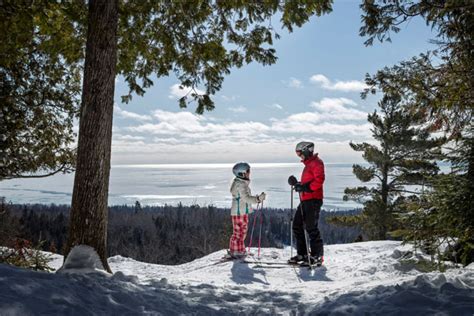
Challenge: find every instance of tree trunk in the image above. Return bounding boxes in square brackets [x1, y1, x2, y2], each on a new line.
[65, 0, 118, 273]
[380, 162, 390, 239]
[468, 130, 474, 188]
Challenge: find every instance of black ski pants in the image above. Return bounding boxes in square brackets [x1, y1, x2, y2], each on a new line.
[293, 199, 323, 258]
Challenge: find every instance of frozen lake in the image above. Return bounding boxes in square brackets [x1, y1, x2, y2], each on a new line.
[0, 163, 370, 210]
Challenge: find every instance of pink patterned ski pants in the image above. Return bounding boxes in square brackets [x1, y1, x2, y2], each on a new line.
[229, 214, 249, 254]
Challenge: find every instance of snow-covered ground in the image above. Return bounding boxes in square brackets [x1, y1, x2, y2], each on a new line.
[1, 241, 473, 315]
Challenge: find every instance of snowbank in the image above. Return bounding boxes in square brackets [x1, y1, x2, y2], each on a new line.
[0, 241, 473, 315]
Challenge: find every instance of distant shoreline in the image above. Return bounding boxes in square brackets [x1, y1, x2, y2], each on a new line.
[3, 200, 361, 212]
[111, 162, 357, 169]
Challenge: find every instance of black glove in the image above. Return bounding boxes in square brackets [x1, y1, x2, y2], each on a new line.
[294, 182, 312, 193]
[288, 175, 298, 186]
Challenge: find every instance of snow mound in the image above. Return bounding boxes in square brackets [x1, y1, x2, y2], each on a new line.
[57, 245, 106, 275]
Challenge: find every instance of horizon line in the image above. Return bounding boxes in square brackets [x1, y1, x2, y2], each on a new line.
[111, 162, 358, 168]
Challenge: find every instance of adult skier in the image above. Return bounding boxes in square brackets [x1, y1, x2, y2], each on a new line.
[288, 141, 325, 266]
[228, 162, 266, 258]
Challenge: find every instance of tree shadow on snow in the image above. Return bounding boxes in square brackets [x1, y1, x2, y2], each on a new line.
[1, 263, 306, 315]
[303, 277, 474, 316]
[176, 281, 305, 314]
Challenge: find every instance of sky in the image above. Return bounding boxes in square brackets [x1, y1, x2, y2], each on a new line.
[111, 1, 436, 165]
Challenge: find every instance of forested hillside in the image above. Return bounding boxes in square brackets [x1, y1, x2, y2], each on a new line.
[2, 201, 361, 264]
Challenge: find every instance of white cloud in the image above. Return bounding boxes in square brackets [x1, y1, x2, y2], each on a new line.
[116, 107, 373, 163]
[269, 98, 370, 137]
[268, 103, 283, 110]
[112, 137, 365, 164]
[152, 109, 206, 124]
[168, 84, 205, 99]
[228, 106, 248, 113]
[309, 97, 367, 121]
[311, 97, 357, 109]
[309, 74, 368, 92]
[272, 119, 372, 137]
[114, 105, 152, 122]
[152, 137, 183, 144]
[286, 77, 303, 89]
[114, 134, 145, 141]
[221, 95, 238, 102]
[126, 107, 370, 142]
[309, 74, 331, 87]
[128, 110, 269, 141]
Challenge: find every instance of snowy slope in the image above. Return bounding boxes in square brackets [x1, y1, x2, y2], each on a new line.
[1, 241, 473, 315]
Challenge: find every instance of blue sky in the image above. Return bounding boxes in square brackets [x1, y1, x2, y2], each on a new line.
[111, 1, 435, 165]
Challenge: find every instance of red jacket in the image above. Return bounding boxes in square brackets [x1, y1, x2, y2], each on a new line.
[300, 154, 325, 201]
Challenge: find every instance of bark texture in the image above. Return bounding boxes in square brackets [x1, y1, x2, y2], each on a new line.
[65, 0, 118, 273]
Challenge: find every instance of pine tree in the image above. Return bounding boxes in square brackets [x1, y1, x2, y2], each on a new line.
[0, 197, 19, 245]
[333, 93, 444, 239]
[394, 127, 474, 266]
[1, 0, 331, 271]
[134, 201, 142, 214]
[359, 0, 473, 265]
[0, 2, 83, 180]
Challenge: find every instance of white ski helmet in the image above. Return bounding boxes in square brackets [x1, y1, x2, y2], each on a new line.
[232, 162, 250, 178]
[295, 141, 314, 159]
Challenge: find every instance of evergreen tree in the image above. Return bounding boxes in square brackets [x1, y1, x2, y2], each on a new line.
[332, 93, 444, 239]
[0, 2, 83, 180]
[3, 0, 332, 271]
[394, 127, 474, 266]
[359, 0, 473, 265]
[0, 197, 19, 245]
[134, 201, 142, 214]
[68, 0, 333, 271]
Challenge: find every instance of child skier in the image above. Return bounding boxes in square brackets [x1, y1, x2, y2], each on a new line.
[228, 162, 266, 259]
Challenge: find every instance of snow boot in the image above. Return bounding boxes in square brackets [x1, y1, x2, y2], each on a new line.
[288, 254, 305, 264]
[226, 250, 247, 260]
[300, 255, 324, 267]
[314, 256, 324, 267]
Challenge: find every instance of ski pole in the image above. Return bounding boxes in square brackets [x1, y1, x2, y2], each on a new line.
[257, 200, 264, 258]
[247, 202, 260, 254]
[287, 175, 297, 259]
[290, 186, 294, 259]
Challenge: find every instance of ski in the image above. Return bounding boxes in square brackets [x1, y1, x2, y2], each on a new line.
[212, 257, 324, 269]
[243, 260, 323, 269]
[299, 262, 323, 269]
[248, 264, 290, 269]
[210, 255, 241, 265]
[243, 260, 294, 265]
[248, 263, 322, 269]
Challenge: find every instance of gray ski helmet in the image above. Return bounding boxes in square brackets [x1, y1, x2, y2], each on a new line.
[295, 141, 314, 158]
[232, 162, 250, 178]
